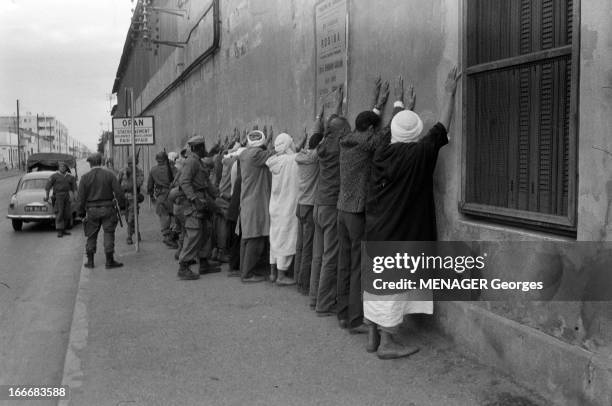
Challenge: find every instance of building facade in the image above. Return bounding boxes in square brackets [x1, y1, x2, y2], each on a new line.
[0, 114, 86, 157]
[111, 1, 612, 404]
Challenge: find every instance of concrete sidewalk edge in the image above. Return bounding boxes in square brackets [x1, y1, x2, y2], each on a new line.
[58, 255, 90, 406]
[435, 302, 612, 406]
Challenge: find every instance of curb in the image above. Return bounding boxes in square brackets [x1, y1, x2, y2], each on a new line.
[58, 255, 90, 406]
[435, 302, 612, 406]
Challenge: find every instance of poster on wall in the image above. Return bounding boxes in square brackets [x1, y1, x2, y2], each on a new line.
[315, 0, 348, 114]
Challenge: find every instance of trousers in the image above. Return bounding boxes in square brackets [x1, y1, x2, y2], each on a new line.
[294, 204, 314, 294]
[155, 192, 172, 236]
[310, 204, 339, 312]
[240, 237, 269, 279]
[336, 210, 365, 328]
[53, 192, 72, 231]
[178, 207, 211, 264]
[84, 206, 118, 254]
[123, 198, 140, 237]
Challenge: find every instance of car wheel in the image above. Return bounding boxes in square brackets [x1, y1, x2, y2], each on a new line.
[12, 219, 23, 231]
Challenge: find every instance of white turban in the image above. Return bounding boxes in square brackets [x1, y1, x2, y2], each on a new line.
[274, 133, 295, 154]
[390, 110, 424, 144]
[247, 130, 266, 147]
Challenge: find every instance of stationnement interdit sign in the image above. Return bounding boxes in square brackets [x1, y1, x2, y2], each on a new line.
[112, 116, 155, 145]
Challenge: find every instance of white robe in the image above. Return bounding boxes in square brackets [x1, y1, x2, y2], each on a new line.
[265, 152, 299, 259]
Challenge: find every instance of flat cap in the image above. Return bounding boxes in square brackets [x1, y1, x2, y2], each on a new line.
[187, 135, 206, 145]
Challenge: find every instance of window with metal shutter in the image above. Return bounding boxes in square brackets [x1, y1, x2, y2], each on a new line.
[461, 0, 578, 235]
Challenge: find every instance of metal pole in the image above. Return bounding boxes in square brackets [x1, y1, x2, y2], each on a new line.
[129, 88, 139, 252]
[16, 100, 20, 170]
[36, 114, 40, 152]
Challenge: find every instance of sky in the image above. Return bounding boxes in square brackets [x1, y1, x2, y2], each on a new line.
[0, 0, 134, 151]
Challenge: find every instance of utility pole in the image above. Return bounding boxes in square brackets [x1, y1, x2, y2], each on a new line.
[16, 100, 21, 170]
[127, 87, 139, 252]
[36, 114, 40, 152]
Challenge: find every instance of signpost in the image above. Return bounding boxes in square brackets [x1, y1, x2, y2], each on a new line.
[314, 0, 348, 114]
[117, 88, 153, 252]
[111, 116, 155, 145]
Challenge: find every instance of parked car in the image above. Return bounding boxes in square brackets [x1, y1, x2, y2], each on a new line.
[7, 153, 79, 231]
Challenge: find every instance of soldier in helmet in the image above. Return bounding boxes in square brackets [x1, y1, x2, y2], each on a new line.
[118, 155, 144, 244]
[176, 135, 220, 280]
[147, 151, 178, 248]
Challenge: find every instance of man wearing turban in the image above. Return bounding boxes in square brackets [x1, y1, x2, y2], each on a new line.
[238, 129, 276, 282]
[363, 67, 460, 359]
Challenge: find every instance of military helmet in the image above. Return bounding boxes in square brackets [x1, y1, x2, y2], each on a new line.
[155, 151, 168, 162]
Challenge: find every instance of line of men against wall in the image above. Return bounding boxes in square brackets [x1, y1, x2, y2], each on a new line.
[79, 66, 459, 360]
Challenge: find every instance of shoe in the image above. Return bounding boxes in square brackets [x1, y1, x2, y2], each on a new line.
[105, 252, 124, 269]
[241, 275, 266, 283]
[84, 253, 95, 269]
[376, 331, 419, 359]
[309, 301, 316, 310]
[126, 236, 133, 245]
[276, 270, 296, 286]
[227, 270, 241, 277]
[338, 319, 349, 329]
[349, 324, 369, 335]
[62, 230, 71, 236]
[366, 324, 380, 353]
[199, 261, 222, 275]
[177, 262, 199, 280]
[377, 343, 420, 360]
[57, 232, 63, 238]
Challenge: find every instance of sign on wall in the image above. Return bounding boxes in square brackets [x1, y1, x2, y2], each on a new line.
[315, 0, 348, 113]
[112, 116, 155, 145]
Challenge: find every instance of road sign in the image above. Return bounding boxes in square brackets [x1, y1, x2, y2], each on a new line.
[112, 116, 155, 145]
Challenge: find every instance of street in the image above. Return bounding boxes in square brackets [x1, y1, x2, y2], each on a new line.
[0, 162, 549, 406]
[0, 162, 87, 406]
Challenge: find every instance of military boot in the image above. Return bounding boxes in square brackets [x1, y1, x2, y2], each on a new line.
[163, 235, 179, 249]
[178, 262, 199, 280]
[84, 253, 95, 269]
[105, 252, 124, 269]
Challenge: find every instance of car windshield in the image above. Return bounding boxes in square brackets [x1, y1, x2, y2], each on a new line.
[19, 179, 48, 191]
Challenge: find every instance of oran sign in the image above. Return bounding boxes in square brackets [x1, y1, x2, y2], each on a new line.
[112, 116, 155, 145]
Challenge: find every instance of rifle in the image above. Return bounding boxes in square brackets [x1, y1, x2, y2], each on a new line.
[113, 198, 124, 228]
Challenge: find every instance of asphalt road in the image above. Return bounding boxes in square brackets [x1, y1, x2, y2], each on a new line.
[0, 161, 88, 405]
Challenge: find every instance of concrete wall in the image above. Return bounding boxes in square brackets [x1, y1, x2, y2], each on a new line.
[113, 0, 612, 401]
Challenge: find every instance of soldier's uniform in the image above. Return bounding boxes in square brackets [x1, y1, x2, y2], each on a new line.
[78, 153, 126, 269]
[118, 161, 144, 244]
[147, 151, 177, 247]
[169, 166, 186, 259]
[45, 163, 76, 237]
[177, 136, 219, 280]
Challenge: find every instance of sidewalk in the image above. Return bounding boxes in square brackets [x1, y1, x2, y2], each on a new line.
[0, 169, 22, 181]
[61, 207, 551, 406]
